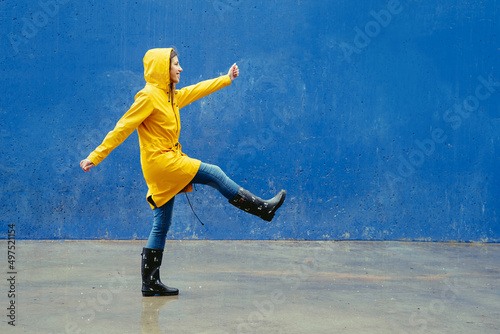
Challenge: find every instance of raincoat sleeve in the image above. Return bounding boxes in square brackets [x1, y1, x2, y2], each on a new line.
[86, 91, 153, 166]
[176, 75, 232, 109]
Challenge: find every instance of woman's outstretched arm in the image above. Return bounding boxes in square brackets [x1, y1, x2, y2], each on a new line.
[176, 64, 239, 109]
[79, 91, 154, 172]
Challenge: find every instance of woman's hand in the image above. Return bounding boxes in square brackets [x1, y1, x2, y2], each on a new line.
[228, 63, 239, 81]
[80, 159, 95, 172]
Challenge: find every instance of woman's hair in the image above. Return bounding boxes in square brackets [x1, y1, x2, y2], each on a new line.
[170, 48, 178, 60]
[169, 47, 178, 106]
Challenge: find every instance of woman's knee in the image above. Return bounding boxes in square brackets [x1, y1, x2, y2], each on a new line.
[202, 162, 221, 173]
[199, 163, 224, 180]
[211, 165, 224, 177]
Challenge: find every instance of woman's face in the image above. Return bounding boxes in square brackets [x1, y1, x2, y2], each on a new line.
[170, 56, 182, 83]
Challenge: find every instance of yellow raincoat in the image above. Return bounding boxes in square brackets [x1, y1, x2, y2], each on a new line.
[87, 48, 232, 209]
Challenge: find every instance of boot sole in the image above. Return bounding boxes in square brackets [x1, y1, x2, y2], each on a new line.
[142, 290, 179, 297]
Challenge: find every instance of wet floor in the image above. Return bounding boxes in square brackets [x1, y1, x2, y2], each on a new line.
[1, 240, 499, 333]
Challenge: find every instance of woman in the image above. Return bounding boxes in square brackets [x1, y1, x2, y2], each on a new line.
[80, 48, 286, 297]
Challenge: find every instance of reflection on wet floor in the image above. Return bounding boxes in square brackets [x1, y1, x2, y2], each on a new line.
[5, 240, 500, 333]
[141, 296, 178, 334]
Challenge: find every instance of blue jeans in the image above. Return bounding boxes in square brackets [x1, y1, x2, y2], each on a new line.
[146, 162, 239, 249]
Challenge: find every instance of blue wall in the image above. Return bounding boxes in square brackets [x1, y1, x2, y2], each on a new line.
[1, 0, 499, 241]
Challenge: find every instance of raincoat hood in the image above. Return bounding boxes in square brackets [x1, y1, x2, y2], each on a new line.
[143, 48, 173, 90]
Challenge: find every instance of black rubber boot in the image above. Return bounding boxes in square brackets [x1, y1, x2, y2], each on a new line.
[141, 248, 179, 297]
[229, 187, 286, 222]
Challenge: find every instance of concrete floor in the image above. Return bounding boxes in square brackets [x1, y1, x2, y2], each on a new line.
[1, 240, 499, 334]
